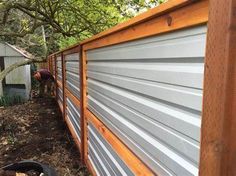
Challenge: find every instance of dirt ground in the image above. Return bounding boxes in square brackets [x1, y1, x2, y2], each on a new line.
[0, 97, 90, 176]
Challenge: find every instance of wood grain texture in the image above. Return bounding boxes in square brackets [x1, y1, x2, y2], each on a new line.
[58, 100, 63, 114]
[54, 55, 58, 102]
[80, 46, 88, 164]
[62, 53, 66, 119]
[47, 57, 50, 72]
[83, 0, 208, 50]
[49, 57, 53, 74]
[63, 45, 81, 56]
[86, 110, 154, 176]
[199, 0, 236, 175]
[57, 80, 63, 89]
[65, 88, 81, 107]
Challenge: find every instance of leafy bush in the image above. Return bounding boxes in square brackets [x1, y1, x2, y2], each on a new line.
[0, 94, 24, 107]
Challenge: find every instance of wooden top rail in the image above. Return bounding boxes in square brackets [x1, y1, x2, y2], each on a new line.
[83, 0, 208, 50]
[65, 88, 81, 107]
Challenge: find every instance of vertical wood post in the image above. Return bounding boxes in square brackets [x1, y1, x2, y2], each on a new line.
[200, 0, 236, 175]
[49, 57, 52, 73]
[80, 46, 88, 164]
[47, 56, 50, 71]
[62, 52, 66, 119]
[54, 55, 58, 100]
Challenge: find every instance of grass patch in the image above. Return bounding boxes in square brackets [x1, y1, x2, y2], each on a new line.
[0, 94, 24, 107]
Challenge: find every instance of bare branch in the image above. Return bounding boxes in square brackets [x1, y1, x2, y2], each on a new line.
[0, 21, 48, 37]
[0, 58, 46, 81]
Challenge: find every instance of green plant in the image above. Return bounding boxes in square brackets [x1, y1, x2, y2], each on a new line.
[0, 94, 24, 107]
[7, 133, 17, 145]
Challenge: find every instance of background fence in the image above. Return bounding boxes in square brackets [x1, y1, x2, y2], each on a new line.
[47, 0, 236, 175]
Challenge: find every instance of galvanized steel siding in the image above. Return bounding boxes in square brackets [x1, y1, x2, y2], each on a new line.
[65, 53, 80, 99]
[87, 26, 207, 175]
[58, 87, 63, 105]
[56, 56, 62, 81]
[88, 123, 134, 176]
[66, 97, 81, 140]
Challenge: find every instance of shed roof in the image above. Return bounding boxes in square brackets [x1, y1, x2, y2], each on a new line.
[5, 43, 33, 59]
[0, 42, 34, 59]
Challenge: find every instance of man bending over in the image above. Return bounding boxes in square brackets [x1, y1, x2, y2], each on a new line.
[33, 69, 54, 97]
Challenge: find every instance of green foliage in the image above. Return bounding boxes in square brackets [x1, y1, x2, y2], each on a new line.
[0, 94, 24, 107]
[58, 36, 80, 50]
[0, 0, 167, 54]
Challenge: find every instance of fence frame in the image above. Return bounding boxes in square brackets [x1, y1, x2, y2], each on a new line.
[47, 0, 236, 175]
[63, 45, 82, 154]
[199, 0, 236, 176]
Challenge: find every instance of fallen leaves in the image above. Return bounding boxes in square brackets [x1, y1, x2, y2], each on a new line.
[0, 97, 89, 176]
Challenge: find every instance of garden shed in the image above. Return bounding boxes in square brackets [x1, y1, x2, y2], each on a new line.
[0, 42, 32, 100]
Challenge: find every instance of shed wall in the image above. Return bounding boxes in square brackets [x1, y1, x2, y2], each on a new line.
[86, 25, 207, 175]
[4, 57, 28, 85]
[4, 56, 31, 99]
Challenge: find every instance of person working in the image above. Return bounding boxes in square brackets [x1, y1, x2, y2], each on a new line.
[33, 69, 54, 97]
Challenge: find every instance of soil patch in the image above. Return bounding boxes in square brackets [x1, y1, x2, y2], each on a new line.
[0, 97, 90, 176]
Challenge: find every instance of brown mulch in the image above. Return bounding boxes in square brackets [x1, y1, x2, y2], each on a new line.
[0, 97, 90, 176]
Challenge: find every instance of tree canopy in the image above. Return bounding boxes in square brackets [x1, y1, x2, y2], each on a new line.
[0, 0, 164, 56]
[0, 0, 165, 81]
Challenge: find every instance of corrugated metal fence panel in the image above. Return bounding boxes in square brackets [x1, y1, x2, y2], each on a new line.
[65, 53, 80, 99]
[87, 25, 207, 176]
[88, 122, 134, 176]
[57, 86, 63, 105]
[57, 56, 62, 81]
[66, 97, 81, 141]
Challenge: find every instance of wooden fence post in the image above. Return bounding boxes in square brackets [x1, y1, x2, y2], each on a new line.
[47, 56, 50, 71]
[54, 55, 58, 100]
[62, 52, 66, 120]
[80, 45, 88, 164]
[199, 0, 236, 175]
